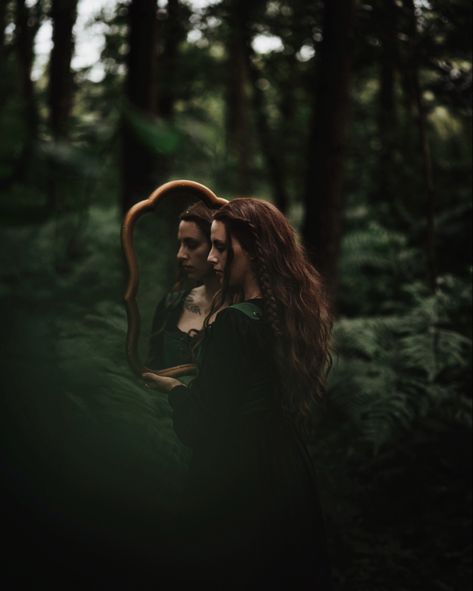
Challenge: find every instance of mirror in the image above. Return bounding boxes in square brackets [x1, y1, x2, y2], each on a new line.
[121, 180, 228, 379]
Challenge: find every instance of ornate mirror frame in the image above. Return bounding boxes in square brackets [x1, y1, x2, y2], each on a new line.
[121, 179, 228, 378]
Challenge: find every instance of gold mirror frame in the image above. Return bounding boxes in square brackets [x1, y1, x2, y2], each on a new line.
[121, 179, 228, 378]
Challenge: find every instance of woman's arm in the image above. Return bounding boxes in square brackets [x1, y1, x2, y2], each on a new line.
[165, 308, 251, 447]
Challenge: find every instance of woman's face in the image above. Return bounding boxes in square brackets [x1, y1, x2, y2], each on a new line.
[177, 220, 213, 282]
[208, 220, 252, 287]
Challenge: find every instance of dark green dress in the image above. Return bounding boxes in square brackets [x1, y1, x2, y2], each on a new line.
[147, 289, 198, 383]
[168, 300, 333, 589]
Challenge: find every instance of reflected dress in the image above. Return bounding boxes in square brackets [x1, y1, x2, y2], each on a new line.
[167, 300, 333, 589]
[147, 289, 198, 384]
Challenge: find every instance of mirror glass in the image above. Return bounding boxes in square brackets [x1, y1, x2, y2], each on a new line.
[132, 187, 222, 375]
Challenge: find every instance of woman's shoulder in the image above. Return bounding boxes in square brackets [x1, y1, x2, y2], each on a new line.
[207, 301, 270, 357]
[212, 300, 264, 328]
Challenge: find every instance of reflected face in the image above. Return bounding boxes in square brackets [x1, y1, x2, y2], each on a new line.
[208, 220, 252, 287]
[177, 221, 213, 281]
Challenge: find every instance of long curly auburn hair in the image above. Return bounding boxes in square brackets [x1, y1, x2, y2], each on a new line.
[209, 198, 333, 436]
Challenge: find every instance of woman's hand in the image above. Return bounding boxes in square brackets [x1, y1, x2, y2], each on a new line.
[142, 372, 184, 393]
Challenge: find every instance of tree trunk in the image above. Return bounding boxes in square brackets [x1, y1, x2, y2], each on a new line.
[277, 48, 298, 202]
[0, 0, 10, 59]
[154, 0, 185, 185]
[0, 0, 40, 190]
[15, 0, 39, 139]
[225, 0, 252, 194]
[156, 0, 183, 120]
[0, 0, 14, 104]
[122, 0, 158, 215]
[375, 0, 400, 214]
[245, 47, 289, 212]
[228, 0, 289, 209]
[401, 0, 437, 291]
[302, 0, 357, 300]
[48, 0, 78, 140]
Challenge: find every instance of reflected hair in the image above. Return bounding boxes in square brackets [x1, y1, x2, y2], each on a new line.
[179, 200, 218, 241]
[206, 198, 333, 438]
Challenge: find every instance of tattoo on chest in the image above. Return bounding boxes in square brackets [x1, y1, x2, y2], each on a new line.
[183, 295, 202, 315]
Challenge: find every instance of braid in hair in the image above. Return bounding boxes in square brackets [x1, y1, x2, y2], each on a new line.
[246, 221, 283, 337]
[245, 222, 297, 414]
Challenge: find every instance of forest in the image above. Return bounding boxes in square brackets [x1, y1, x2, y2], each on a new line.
[0, 0, 471, 588]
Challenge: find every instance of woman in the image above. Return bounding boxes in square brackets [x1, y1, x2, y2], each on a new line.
[146, 200, 222, 373]
[144, 198, 334, 589]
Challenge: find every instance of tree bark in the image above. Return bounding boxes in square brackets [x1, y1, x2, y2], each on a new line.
[302, 0, 357, 300]
[48, 0, 78, 140]
[122, 0, 158, 214]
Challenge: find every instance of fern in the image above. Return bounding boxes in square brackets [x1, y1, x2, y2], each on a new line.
[329, 274, 472, 451]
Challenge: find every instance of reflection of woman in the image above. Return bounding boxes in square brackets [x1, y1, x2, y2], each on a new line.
[144, 199, 334, 588]
[146, 201, 222, 372]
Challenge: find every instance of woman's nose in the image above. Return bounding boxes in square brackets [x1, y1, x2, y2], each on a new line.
[207, 250, 217, 265]
[177, 247, 188, 261]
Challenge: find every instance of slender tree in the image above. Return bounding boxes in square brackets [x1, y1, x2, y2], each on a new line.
[48, 0, 78, 140]
[15, 0, 40, 140]
[401, 0, 437, 291]
[245, 47, 289, 212]
[0, 0, 41, 189]
[122, 0, 158, 214]
[0, 0, 10, 58]
[227, 0, 290, 209]
[376, 0, 400, 209]
[303, 0, 357, 299]
[224, 0, 252, 194]
[156, 0, 185, 120]
[153, 0, 187, 185]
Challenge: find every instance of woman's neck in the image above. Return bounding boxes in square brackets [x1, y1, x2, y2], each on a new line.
[202, 274, 221, 302]
[243, 272, 263, 301]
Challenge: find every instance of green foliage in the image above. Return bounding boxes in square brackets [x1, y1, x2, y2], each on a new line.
[124, 101, 182, 156]
[339, 219, 421, 316]
[330, 273, 472, 452]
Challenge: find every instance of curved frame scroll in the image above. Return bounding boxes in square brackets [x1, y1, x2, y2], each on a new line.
[121, 179, 228, 378]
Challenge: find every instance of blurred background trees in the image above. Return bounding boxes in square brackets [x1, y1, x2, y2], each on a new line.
[1, 0, 470, 288]
[0, 0, 471, 588]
